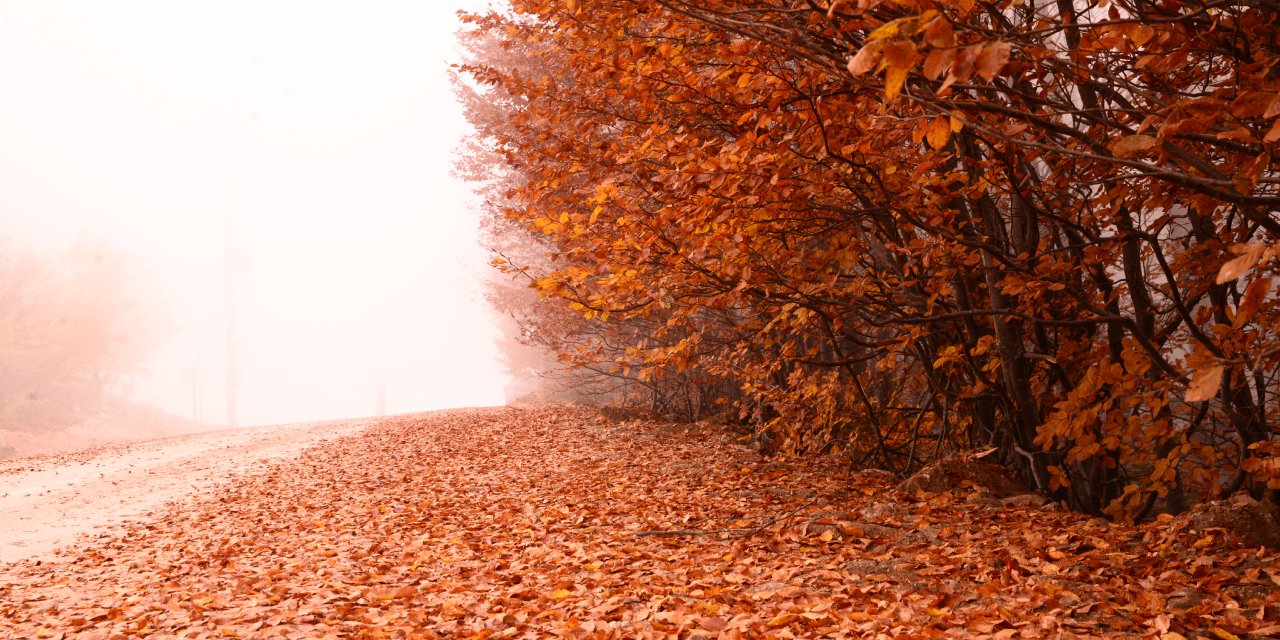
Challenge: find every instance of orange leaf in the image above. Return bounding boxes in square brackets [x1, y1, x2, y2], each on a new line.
[1229, 91, 1275, 118]
[551, 588, 572, 599]
[847, 41, 884, 76]
[868, 18, 904, 40]
[883, 40, 918, 68]
[882, 41, 918, 101]
[974, 41, 1011, 81]
[1109, 135, 1158, 159]
[922, 17, 955, 48]
[1265, 94, 1280, 119]
[768, 612, 798, 627]
[1234, 276, 1272, 328]
[885, 64, 909, 100]
[1130, 24, 1155, 46]
[925, 117, 951, 150]
[1264, 119, 1280, 143]
[922, 48, 953, 81]
[1185, 365, 1224, 403]
[1234, 153, 1270, 193]
[939, 46, 976, 93]
[1216, 243, 1267, 284]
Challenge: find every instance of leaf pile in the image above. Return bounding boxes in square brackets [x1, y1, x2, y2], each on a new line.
[1, 406, 1277, 638]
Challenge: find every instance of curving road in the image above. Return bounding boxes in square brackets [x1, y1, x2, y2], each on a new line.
[0, 417, 376, 564]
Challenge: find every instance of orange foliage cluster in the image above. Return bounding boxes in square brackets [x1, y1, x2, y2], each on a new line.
[2, 407, 1277, 638]
[457, 1, 1280, 518]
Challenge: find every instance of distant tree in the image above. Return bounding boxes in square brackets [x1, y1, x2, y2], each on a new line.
[0, 235, 171, 431]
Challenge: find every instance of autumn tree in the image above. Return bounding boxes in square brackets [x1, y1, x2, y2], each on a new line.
[456, 16, 742, 417]
[0, 236, 172, 432]
[458, 0, 1280, 518]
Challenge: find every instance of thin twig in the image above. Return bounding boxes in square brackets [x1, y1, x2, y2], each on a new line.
[727, 497, 823, 539]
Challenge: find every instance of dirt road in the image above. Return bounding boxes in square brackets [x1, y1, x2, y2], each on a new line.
[0, 417, 376, 564]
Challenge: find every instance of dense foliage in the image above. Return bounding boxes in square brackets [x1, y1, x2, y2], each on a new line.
[458, 0, 1280, 518]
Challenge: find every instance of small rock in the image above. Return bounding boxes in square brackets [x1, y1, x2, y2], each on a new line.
[850, 468, 895, 484]
[1181, 493, 1280, 549]
[861, 501, 901, 521]
[897, 453, 1026, 498]
[1167, 588, 1204, 610]
[844, 559, 892, 575]
[1002, 494, 1049, 508]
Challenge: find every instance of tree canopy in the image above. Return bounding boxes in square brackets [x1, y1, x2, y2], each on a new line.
[458, 0, 1280, 519]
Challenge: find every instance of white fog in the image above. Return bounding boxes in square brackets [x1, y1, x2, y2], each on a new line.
[0, 0, 505, 442]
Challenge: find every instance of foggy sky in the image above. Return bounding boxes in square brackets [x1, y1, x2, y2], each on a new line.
[0, 1, 507, 425]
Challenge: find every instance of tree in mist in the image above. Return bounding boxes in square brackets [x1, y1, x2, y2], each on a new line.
[456, 0, 1280, 519]
[455, 21, 744, 415]
[0, 236, 172, 432]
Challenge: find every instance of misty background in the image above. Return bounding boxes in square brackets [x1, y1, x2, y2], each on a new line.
[0, 0, 506, 439]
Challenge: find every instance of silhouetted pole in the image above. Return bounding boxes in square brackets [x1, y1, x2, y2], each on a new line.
[224, 212, 238, 428]
[189, 368, 198, 422]
[190, 363, 203, 423]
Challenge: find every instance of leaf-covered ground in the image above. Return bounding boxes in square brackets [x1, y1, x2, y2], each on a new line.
[1, 406, 1277, 639]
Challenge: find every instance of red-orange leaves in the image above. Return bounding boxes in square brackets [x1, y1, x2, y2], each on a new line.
[882, 40, 919, 100]
[1233, 276, 1273, 329]
[925, 116, 951, 150]
[1185, 365, 1224, 403]
[938, 44, 976, 93]
[850, 17, 1010, 99]
[1109, 134, 1159, 159]
[1235, 152, 1271, 194]
[973, 41, 1011, 81]
[1129, 23, 1157, 47]
[1265, 119, 1280, 143]
[921, 16, 955, 49]
[1243, 441, 1280, 489]
[922, 47, 953, 81]
[848, 35, 921, 101]
[1216, 243, 1274, 284]
[847, 39, 884, 76]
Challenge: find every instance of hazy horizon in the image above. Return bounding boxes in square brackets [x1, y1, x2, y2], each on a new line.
[0, 1, 508, 426]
